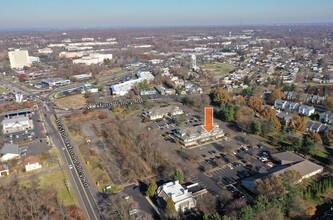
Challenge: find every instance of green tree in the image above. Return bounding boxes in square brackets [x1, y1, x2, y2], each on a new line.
[240, 206, 254, 220]
[210, 213, 222, 220]
[146, 180, 158, 197]
[251, 120, 262, 135]
[301, 137, 316, 155]
[174, 168, 184, 184]
[261, 120, 276, 136]
[165, 197, 176, 214]
[219, 104, 236, 122]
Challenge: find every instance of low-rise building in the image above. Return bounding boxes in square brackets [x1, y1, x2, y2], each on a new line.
[173, 125, 224, 147]
[0, 164, 9, 177]
[274, 99, 315, 116]
[242, 151, 323, 193]
[319, 111, 333, 124]
[72, 53, 113, 65]
[24, 156, 42, 172]
[276, 111, 293, 125]
[143, 106, 184, 120]
[81, 83, 98, 93]
[0, 143, 20, 162]
[140, 88, 157, 96]
[111, 71, 155, 96]
[72, 73, 93, 81]
[156, 180, 196, 212]
[2, 114, 34, 134]
[298, 105, 315, 116]
[41, 78, 70, 88]
[306, 122, 328, 133]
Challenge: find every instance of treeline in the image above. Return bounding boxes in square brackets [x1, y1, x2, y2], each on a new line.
[304, 176, 333, 199]
[210, 88, 282, 135]
[0, 179, 85, 220]
[203, 170, 316, 220]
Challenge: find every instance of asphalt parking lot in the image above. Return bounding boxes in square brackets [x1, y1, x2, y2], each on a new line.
[20, 141, 51, 157]
[196, 144, 274, 187]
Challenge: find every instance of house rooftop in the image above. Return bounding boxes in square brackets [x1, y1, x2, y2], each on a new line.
[0, 143, 19, 155]
[24, 156, 40, 165]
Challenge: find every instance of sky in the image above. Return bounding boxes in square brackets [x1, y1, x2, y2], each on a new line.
[1, 0, 333, 30]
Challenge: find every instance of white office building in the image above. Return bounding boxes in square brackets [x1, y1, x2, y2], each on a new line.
[157, 181, 196, 212]
[73, 53, 113, 65]
[8, 49, 31, 69]
[111, 71, 155, 96]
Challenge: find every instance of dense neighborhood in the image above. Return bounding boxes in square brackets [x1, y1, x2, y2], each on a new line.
[0, 23, 333, 220]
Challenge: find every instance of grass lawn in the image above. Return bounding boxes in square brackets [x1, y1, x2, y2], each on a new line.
[20, 169, 76, 206]
[57, 94, 86, 109]
[203, 62, 235, 75]
[0, 86, 7, 94]
[39, 170, 76, 206]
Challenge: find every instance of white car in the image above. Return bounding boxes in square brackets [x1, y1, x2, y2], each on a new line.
[69, 165, 73, 169]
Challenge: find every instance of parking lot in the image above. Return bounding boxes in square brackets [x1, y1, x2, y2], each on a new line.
[20, 141, 51, 157]
[193, 143, 275, 187]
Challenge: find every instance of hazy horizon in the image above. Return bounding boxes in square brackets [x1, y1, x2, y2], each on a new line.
[1, 0, 333, 30]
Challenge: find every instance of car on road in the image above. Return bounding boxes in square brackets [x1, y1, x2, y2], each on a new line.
[69, 165, 73, 169]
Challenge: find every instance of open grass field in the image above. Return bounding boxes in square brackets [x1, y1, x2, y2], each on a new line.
[0, 86, 7, 94]
[57, 93, 86, 109]
[203, 62, 236, 75]
[39, 170, 76, 206]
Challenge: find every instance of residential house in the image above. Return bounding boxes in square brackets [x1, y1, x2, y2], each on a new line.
[276, 111, 293, 125]
[298, 105, 315, 116]
[306, 122, 328, 133]
[156, 180, 196, 212]
[307, 94, 325, 105]
[319, 111, 333, 124]
[284, 91, 296, 100]
[285, 102, 299, 111]
[24, 156, 42, 172]
[274, 99, 287, 109]
[0, 164, 9, 177]
[0, 143, 20, 162]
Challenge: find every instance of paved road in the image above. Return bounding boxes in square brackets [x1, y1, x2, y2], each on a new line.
[44, 108, 102, 220]
[3, 76, 102, 220]
[123, 185, 160, 219]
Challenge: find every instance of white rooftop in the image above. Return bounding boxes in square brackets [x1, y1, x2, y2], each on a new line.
[160, 181, 193, 203]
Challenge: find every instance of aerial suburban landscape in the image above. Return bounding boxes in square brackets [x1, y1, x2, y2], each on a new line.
[1, 1, 333, 220]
